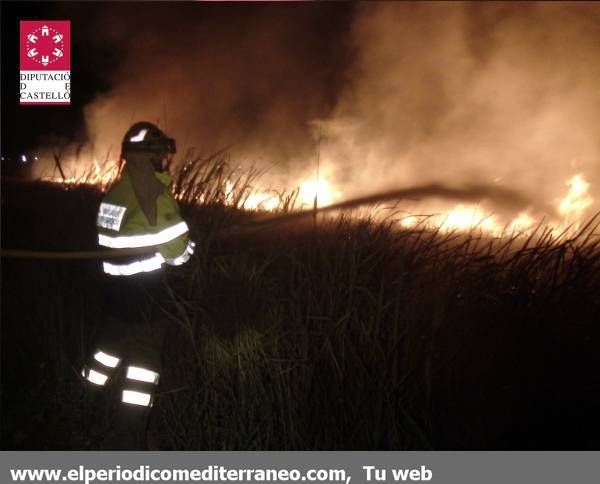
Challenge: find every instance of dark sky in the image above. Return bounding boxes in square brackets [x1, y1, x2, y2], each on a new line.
[1, 2, 112, 154]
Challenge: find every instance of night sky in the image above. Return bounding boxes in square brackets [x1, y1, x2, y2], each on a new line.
[2, 2, 112, 154]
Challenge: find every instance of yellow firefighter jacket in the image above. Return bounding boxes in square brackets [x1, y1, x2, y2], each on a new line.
[96, 170, 194, 276]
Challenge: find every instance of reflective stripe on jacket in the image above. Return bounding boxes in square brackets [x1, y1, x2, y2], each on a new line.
[97, 171, 194, 276]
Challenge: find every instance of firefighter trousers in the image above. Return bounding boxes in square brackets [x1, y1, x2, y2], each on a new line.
[83, 270, 169, 448]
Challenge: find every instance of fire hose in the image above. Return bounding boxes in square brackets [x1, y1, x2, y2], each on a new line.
[0, 246, 158, 260]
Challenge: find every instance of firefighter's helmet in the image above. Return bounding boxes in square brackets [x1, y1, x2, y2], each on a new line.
[121, 122, 176, 158]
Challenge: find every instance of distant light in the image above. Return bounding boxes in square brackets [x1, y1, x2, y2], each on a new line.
[34, 156, 39, 161]
[20, 154, 27, 163]
[1, 157, 4, 161]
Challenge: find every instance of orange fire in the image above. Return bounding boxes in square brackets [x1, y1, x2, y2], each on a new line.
[242, 192, 280, 211]
[40, 159, 119, 191]
[558, 174, 593, 221]
[299, 179, 340, 208]
[38, 162, 595, 237]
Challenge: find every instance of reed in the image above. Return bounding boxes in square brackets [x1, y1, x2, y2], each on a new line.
[3, 161, 599, 450]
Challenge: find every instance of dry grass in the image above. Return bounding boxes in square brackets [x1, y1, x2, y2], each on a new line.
[2, 154, 600, 449]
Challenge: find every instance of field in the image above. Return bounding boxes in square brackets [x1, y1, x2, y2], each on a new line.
[2, 158, 600, 450]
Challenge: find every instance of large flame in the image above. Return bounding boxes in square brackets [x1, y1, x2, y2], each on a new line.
[558, 174, 593, 221]
[440, 205, 498, 233]
[37, 161, 594, 236]
[299, 179, 340, 208]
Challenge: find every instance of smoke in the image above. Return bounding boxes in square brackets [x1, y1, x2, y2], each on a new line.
[39, 2, 600, 225]
[37, 2, 352, 186]
[319, 2, 600, 222]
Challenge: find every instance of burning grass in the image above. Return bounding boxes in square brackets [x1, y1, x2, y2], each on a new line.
[36, 150, 596, 239]
[2, 162, 600, 450]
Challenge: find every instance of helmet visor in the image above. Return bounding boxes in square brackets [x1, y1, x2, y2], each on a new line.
[122, 136, 176, 156]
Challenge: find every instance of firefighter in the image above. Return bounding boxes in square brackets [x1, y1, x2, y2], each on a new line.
[82, 121, 194, 449]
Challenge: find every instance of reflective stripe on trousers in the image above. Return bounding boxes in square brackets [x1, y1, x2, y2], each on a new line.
[82, 348, 122, 386]
[121, 365, 160, 407]
[83, 356, 160, 408]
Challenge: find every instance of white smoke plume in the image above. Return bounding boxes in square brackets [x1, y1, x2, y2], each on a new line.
[319, 2, 600, 223]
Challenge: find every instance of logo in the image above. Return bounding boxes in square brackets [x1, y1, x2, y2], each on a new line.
[20, 21, 70, 105]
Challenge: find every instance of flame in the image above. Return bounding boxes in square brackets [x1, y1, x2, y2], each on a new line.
[299, 179, 339, 207]
[225, 180, 235, 204]
[558, 174, 593, 220]
[441, 205, 498, 233]
[399, 205, 500, 234]
[398, 174, 594, 236]
[41, 159, 119, 190]
[243, 192, 279, 211]
[37, 159, 596, 237]
[507, 212, 535, 232]
[400, 208, 539, 236]
[240, 177, 341, 212]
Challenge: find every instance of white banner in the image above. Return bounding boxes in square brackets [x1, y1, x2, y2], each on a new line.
[19, 70, 71, 104]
